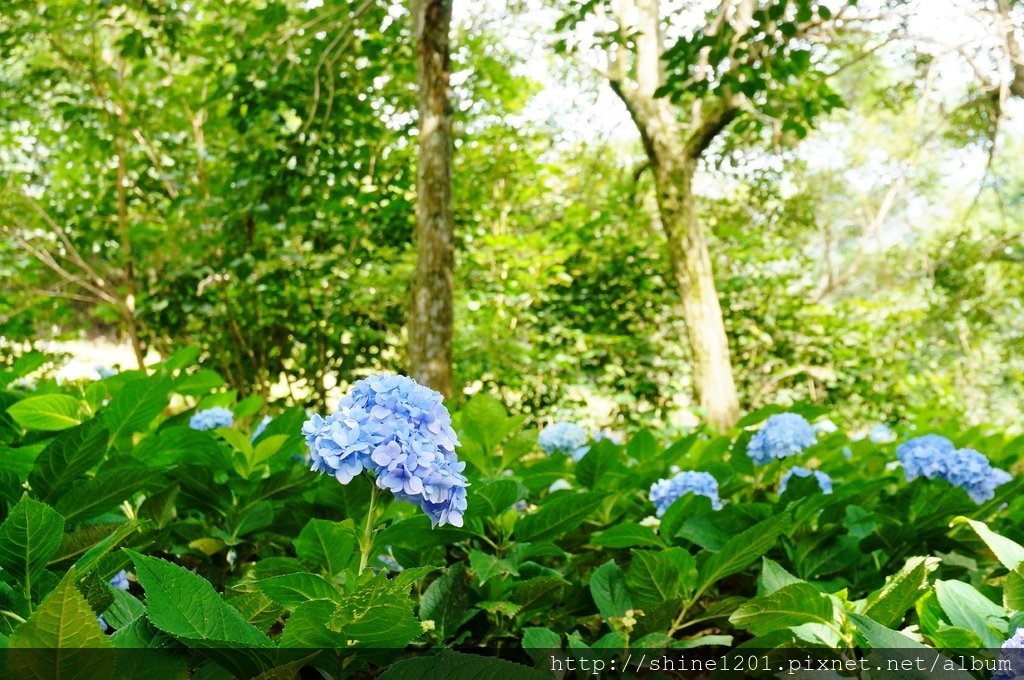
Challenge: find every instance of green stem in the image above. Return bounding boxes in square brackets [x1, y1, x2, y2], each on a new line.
[358, 483, 379, 574]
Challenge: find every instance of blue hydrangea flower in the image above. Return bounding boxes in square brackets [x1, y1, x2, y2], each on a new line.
[94, 365, 117, 379]
[869, 424, 896, 443]
[814, 418, 838, 434]
[780, 466, 833, 495]
[897, 435, 1011, 503]
[189, 407, 234, 431]
[302, 374, 468, 528]
[539, 422, 589, 461]
[994, 628, 1024, 680]
[898, 435, 956, 480]
[747, 413, 816, 465]
[649, 470, 722, 516]
[251, 414, 272, 442]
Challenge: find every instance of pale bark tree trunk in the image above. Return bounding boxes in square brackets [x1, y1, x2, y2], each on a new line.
[409, 0, 455, 397]
[610, 0, 742, 428]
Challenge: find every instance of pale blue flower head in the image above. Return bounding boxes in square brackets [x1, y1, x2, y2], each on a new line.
[649, 470, 722, 516]
[869, 424, 896, 443]
[994, 628, 1024, 680]
[897, 435, 1011, 503]
[780, 466, 833, 495]
[539, 422, 589, 461]
[251, 414, 272, 442]
[109, 570, 129, 592]
[189, 407, 234, 431]
[303, 374, 468, 527]
[897, 435, 955, 480]
[747, 413, 816, 465]
[814, 418, 838, 434]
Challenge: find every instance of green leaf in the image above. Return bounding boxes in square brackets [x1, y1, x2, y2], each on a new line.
[696, 513, 788, 596]
[757, 557, 802, 595]
[279, 600, 346, 648]
[102, 587, 146, 630]
[293, 518, 356, 576]
[175, 369, 226, 396]
[953, 517, 1024, 571]
[464, 479, 520, 519]
[590, 560, 633, 620]
[251, 573, 341, 610]
[934, 579, 1006, 647]
[625, 548, 695, 609]
[849, 612, 930, 649]
[379, 650, 550, 680]
[54, 460, 161, 523]
[575, 442, 623, 490]
[514, 491, 604, 542]
[102, 377, 172, 442]
[1005, 569, 1024, 612]
[469, 550, 518, 585]
[126, 550, 273, 647]
[863, 556, 937, 628]
[420, 562, 471, 640]
[627, 430, 659, 459]
[0, 495, 64, 594]
[8, 572, 110, 650]
[7, 394, 81, 431]
[730, 583, 838, 637]
[28, 419, 109, 501]
[591, 523, 664, 549]
[330, 570, 423, 647]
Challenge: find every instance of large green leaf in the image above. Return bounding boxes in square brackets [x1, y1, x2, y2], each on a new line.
[379, 650, 549, 680]
[126, 550, 273, 647]
[849, 612, 930, 649]
[420, 562, 472, 641]
[464, 479, 520, 519]
[695, 513, 788, 596]
[863, 556, 937, 628]
[590, 560, 633, 620]
[729, 583, 838, 637]
[293, 518, 356, 576]
[953, 517, 1024, 571]
[625, 548, 695, 608]
[329, 570, 423, 647]
[1006, 569, 1024, 612]
[0, 495, 64, 594]
[28, 419, 109, 501]
[251, 573, 341, 610]
[8, 572, 110, 647]
[934, 579, 1006, 647]
[54, 460, 162, 523]
[102, 377, 172, 442]
[757, 557, 802, 595]
[279, 600, 347, 648]
[7, 394, 81, 431]
[514, 491, 604, 542]
[591, 523, 664, 549]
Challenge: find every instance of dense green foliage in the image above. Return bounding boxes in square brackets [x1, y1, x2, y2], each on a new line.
[0, 359, 1021, 675]
[2, 0, 1022, 431]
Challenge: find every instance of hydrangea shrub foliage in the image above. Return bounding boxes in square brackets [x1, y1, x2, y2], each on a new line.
[0, 354, 1021, 678]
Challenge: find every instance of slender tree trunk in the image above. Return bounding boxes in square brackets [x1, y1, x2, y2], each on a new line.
[610, 0, 740, 428]
[408, 0, 455, 397]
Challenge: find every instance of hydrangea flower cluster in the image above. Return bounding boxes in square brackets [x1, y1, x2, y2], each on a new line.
[897, 435, 1012, 504]
[649, 470, 722, 516]
[302, 374, 468, 527]
[747, 413, 817, 465]
[98, 570, 130, 632]
[994, 628, 1024, 680]
[538, 422, 589, 461]
[869, 424, 896, 443]
[251, 414, 272, 442]
[813, 419, 838, 434]
[189, 406, 234, 431]
[593, 430, 622, 445]
[780, 466, 833, 495]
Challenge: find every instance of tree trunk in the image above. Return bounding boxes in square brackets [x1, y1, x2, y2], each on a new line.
[408, 0, 455, 397]
[653, 158, 740, 428]
[610, 0, 741, 428]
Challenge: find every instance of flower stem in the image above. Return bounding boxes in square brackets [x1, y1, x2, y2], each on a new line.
[358, 482, 379, 574]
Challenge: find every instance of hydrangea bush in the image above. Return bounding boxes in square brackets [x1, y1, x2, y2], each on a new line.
[0, 356, 1019, 678]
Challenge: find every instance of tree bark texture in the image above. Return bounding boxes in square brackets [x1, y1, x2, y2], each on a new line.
[409, 0, 455, 397]
[610, 0, 741, 428]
